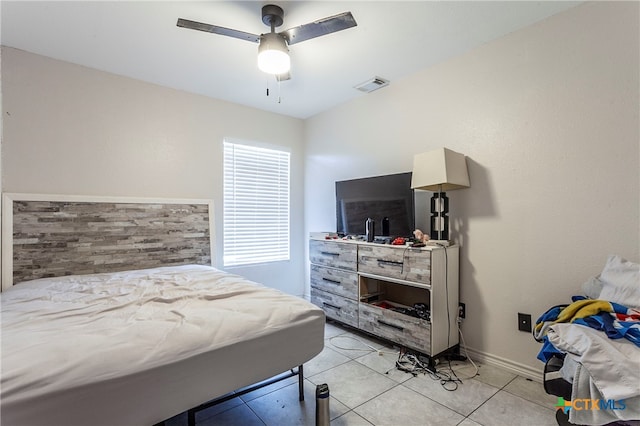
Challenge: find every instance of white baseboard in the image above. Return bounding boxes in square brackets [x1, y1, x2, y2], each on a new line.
[463, 346, 544, 383]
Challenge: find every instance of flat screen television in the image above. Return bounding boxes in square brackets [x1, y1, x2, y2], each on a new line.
[336, 172, 415, 238]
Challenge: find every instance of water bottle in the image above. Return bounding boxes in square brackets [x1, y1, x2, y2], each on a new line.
[365, 218, 375, 242]
[315, 383, 330, 426]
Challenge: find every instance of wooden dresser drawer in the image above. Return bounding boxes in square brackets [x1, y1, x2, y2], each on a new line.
[309, 240, 357, 271]
[358, 245, 431, 284]
[359, 302, 431, 353]
[310, 287, 358, 327]
[310, 264, 358, 299]
[308, 236, 458, 357]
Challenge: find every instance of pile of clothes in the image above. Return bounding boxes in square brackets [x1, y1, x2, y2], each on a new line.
[533, 255, 640, 426]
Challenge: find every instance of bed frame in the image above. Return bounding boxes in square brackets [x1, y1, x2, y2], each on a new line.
[1, 193, 311, 425]
[1, 193, 215, 290]
[184, 366, 305, 426]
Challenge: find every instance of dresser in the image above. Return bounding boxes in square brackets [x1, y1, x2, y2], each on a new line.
[309, 237, 459, 357]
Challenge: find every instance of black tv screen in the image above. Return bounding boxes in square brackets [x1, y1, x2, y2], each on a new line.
[336, 172, 415, 238]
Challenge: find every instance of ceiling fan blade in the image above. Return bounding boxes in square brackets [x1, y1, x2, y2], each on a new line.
[281, 11, 357, 46]
[177, 18, 260, 43]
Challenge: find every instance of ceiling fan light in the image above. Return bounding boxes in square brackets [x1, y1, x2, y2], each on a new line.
[258, 33, 290, 75]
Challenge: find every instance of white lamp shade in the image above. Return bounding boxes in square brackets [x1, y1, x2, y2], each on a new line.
[411, 148, 470, 191]
[257, 33, 290, 75]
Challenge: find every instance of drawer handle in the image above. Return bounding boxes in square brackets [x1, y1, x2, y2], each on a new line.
[322, 277, 341, 284]
[377, 259, 403, 267]
[323, 302, 342, 311]
[320, 251, 340, 257]
[378, 319, 404, 331]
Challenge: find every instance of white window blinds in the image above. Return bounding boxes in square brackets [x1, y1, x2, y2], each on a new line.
[223, 141, 290, 267]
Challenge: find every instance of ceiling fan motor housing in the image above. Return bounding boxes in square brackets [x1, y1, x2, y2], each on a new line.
[262, 4, 284, 29]
[258, 32, 290, 75]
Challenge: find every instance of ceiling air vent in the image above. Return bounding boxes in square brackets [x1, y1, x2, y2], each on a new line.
[354, 76, 389, 93]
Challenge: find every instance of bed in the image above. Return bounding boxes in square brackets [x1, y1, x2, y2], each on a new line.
[0, 193, 325, 426]
[534, 255, 640, 426]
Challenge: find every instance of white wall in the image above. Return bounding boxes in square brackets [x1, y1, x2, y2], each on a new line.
[0, 46, 306, 296]
[304, 1, 639, 376]
[0, 43, 3, 273]
[2, 1, 639, 376]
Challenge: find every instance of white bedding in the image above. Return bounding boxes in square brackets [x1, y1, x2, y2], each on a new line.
[548, 323, 640, 425]
[1, 265, 325, 426]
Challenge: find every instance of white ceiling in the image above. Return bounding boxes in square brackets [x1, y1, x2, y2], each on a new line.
[1, 1, 581, 119]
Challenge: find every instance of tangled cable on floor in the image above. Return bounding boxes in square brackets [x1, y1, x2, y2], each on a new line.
[327, 324, 480, 392]
[391, 325, 480, 391]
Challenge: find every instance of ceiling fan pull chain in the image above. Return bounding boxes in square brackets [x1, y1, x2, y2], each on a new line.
[278, 78, 282, 104]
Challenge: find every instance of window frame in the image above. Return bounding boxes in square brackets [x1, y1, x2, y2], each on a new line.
[222, 139, 291, 267]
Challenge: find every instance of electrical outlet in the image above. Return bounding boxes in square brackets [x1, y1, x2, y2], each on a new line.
[458, 302, 466, 319]
[518, 313, 532, 332]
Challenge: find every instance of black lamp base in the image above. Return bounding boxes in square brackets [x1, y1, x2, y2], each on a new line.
[430, 192, 449, 241]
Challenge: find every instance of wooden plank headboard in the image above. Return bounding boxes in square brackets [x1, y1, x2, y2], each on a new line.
[1, 193, 215, 291]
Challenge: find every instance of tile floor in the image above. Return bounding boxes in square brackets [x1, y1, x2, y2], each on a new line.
[166, 321, 558, 426]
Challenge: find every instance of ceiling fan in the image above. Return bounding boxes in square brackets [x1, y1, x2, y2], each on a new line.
[177, 4, 357, 81]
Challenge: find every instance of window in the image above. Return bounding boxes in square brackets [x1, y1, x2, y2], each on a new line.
[223, 140, 290, 267]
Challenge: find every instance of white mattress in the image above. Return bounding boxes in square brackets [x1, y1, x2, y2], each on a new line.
[1, 265, 325, 426]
